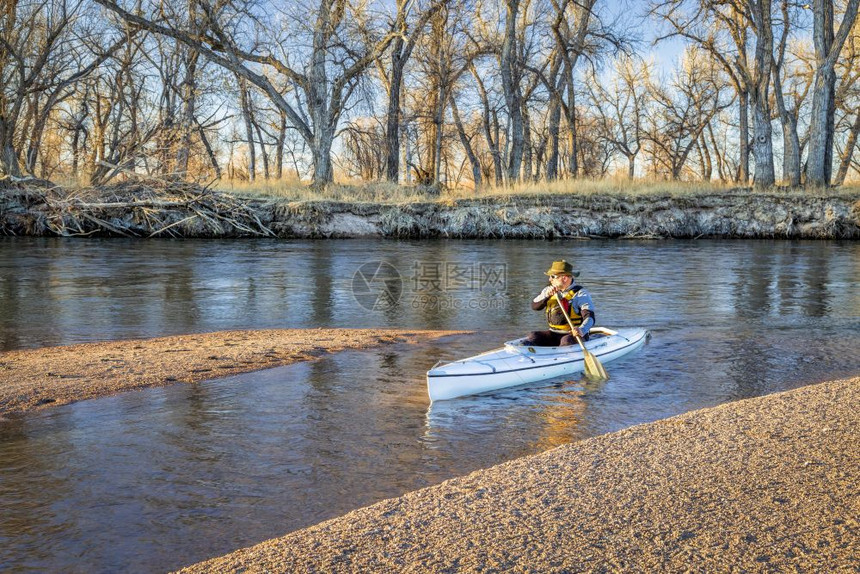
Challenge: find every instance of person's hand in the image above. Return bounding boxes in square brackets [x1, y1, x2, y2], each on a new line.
[539, 285, 557, 300]
[570, 327, 583, 338]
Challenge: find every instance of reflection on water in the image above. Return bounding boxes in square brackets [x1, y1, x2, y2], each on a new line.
[0, 238, 859, 572]
[1, 238, 858, 350]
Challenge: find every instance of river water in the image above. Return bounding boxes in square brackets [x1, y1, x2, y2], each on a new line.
[0, 238, 858, 572]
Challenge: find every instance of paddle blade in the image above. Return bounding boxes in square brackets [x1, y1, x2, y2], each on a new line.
[583, 350, 609, 381]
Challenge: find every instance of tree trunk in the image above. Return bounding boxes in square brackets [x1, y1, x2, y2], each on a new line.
[312, 127, 335, 185]
[197, 122, 221, 179]
[385, 39, 405, 183]
[500, 0, 523, 183]
[706, 122, 726, 183]
[492, 110, 503, 185]
[781, 115, 801, 187]
[751, 84, 775, 189]
[834, 111, 860, 186]
[566, 79, 578, 177]
[275, 112, 286, 180]
[0, 127, 21, 177]
[309, 1, 336, 187]
[254, 121, 269, 179]
[433, 95, 445, 183]
[239, 79, 256, 181]
[522, 103, 533, 181]
[805, 0, 860, 186]
[772, 73, 801, 186]
[176, 50, 199, 177]
[546, 87, 562, 181]
[699, 135, 712, 181]
[473, 65, 502, 185]
[773, 1, 802, 187]
[807, 68, 836, 185]
[451, 97, 481, 189]
[738, 91, 750, 184]
[25, 108, 45, 176]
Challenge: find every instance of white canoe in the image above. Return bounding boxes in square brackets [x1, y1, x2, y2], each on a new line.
[426, 327, 648, 401]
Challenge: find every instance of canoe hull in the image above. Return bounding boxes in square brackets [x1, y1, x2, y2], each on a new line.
[426, 328, 647, 401]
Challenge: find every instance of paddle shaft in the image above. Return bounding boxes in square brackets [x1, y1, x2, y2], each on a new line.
[553, 292, 588, 350]
[554, 291, 608, 380]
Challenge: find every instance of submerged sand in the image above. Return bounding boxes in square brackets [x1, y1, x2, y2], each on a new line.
[177, 376, 859, 573]
[0, 329, 465, 416]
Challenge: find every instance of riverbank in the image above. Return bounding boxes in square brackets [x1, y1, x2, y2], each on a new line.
[2, 179, 859, 239]
[0, 328, 466, 416]
[177, 376, 859, 573]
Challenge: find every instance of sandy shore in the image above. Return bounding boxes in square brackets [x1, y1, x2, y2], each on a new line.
[0, 328, 466, 416]
[177, 376, 859, 573]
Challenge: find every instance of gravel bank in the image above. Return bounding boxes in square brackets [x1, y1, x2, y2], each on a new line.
[0, 328, 465, 415]
[178, 376, 859, 573]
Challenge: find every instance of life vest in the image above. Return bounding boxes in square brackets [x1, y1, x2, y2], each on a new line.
[546, 287, 583, 333]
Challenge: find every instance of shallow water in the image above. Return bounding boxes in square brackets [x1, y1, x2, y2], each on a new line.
[0, 238, 858, 572]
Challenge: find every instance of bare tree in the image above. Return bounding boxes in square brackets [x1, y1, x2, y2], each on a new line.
[551, 0, 597, 179]
[0, 0, 128, 177]
[831, 0, 860, 185]
[86, 39, 163, 185]
[805, 0, 860, 186]
[653, 0, 743, 184]
[771, 1, 805, 186]
[96, 0, 398, 187]
[449, 94, 483, 187]
[643, 47, 730, 180]
[409, 1, 481, 186]
[586, 55, 649, 179]
[470, 61, 505, 185]
[499, 0, 527, 181]
[377, 0, 449, 183]
[343, 118, 386, 180]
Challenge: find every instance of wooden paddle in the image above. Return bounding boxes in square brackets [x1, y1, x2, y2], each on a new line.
[554, 292, 609, 381]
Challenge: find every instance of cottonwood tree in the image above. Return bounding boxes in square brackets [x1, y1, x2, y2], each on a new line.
[771, 0, 810, 186]
[96, 0, 399, 187]
[499, 0, 527, 181]
[149, 33, 208, 178]
[586, 55, 649, 179]
[86, 39, 163, 184]
[652, 0, 778, 188]
[449, 92, 484, 187]
[342, 118, 386, 180]
[0, 0, 128, 178]
[376, 0, 449, 183]
[549, 0, 597, 179]
[408, 1, 482, 186]
[805, 0, 860, 186]
[467, 61, 505, 185]
[643, 47, 730, 180]
[833, 11, 860, 184]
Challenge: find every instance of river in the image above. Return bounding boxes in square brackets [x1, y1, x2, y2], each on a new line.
[0, 237, 858, 572]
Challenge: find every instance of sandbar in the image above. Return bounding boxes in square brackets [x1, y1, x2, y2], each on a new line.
[177, 376, 859, 573]
[0, 328, 466, 415]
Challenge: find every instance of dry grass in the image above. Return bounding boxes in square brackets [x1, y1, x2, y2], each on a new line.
[216, 176, 860, 205]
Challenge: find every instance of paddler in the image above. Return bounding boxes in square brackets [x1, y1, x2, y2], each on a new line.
[524, 260, 596, 346]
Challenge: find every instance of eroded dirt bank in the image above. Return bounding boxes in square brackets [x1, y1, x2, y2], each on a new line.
[0, 328, 466, 416]
[177, 376, 859, 573]
[2, 181, 858, 239]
